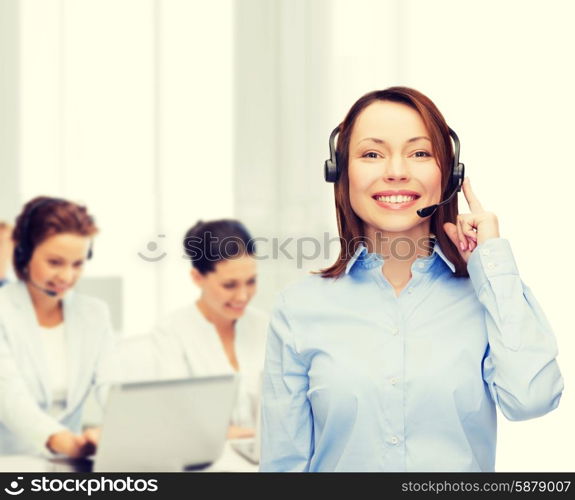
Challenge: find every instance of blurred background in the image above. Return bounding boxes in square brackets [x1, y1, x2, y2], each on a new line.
[1, 0, 573, 471]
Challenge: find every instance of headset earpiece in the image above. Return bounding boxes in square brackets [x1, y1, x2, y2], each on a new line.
[447, 128, 465, 195]
[324, 126, 341, 183]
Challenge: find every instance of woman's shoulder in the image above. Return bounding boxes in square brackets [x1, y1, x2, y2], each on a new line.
[0, 280, 26, 306]
[0, 280, 13, 306]
[154, 303, 202, 336]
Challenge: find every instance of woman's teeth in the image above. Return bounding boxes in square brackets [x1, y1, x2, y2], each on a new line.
[375, 195, 417, 203]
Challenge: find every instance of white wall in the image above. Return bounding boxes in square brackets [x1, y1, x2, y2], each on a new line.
[0, 0, 21, 220]
[16, 0, 234, 333]
[233, 0, 336, 313]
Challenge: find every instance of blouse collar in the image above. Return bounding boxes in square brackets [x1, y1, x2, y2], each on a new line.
[345, 236, 456, 275]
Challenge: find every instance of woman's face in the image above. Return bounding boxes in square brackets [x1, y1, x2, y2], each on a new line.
[192, 254, 257, 321]
[347, 100, 442, 239]
[27, 232, 91, 299]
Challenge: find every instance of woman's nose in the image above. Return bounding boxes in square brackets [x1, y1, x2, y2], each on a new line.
[57, 266, 75, 283]
[383, 156, 410, 182]
[235, 288, 249, 302]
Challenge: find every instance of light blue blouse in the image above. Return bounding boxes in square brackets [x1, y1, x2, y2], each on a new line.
[260, 238, 563, 472]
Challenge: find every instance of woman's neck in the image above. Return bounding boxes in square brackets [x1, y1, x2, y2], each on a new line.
[364, 224, 433, 260]
[363, 224, 435, 291]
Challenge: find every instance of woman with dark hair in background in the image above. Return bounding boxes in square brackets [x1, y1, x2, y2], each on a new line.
[0, 197, 114, 458]
[108, 219, 268, 440]
[260, 87, 563, 472]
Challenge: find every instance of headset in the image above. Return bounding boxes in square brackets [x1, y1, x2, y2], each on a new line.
[14, 197, 93, 296]
[324, 126, 465, 218]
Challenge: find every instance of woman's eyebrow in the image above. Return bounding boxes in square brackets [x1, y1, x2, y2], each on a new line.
[358, 137, 386, 145]
[406, 136, 431, 144]
[357, 136, 431, 146]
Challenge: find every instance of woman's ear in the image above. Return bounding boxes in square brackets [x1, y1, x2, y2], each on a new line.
[190, 267, 203, 287]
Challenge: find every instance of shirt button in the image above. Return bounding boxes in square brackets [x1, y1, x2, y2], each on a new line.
[417, 262, 425, 269]
[481, 249, 491, 256]
[390, 377, 399, 386]
[391, 328, 399, 336]
[390, 436, 399, 445]
[407, 288, 413, 294]
[486, 262, 496, 270]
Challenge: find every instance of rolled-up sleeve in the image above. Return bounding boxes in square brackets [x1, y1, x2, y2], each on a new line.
[259, 293, 313, 472]
[467, 238, 564, 421]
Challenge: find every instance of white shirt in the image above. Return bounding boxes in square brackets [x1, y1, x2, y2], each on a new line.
[0, 281, 116, 456]
[39, 324, 68, 417]
[111, 304, 269, 428]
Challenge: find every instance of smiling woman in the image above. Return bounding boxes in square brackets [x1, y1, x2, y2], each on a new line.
[0, 196, 115, 458]
[102, 219, 269, 441]
[260, 87, 564, 472]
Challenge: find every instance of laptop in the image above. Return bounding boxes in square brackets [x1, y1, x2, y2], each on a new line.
[92, 374, 238, 472]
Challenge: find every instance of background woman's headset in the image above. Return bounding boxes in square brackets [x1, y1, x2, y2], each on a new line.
[14, 197, 94, 274]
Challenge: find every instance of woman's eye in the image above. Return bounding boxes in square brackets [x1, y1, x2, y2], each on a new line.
[363, 152, 380, 159]
[48, 260, 61, 266]
[223, 283, 236, 290]
[413, 151, 431, 158]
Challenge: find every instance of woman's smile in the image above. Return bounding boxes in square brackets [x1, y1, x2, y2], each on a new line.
[372, 190, 421, 210]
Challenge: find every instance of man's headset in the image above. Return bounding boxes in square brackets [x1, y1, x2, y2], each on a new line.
[324, 126, 465, 218]
[14, 197, 93, 296]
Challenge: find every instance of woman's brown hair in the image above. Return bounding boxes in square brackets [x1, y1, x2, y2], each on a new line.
[320, 86, 468, 278]
[12, 196, 98, 280]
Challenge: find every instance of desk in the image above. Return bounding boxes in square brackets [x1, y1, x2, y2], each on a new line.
[0, 442, 258, 473]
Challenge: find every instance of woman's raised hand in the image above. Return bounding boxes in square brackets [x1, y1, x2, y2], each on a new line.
[443, 177, 500, 263]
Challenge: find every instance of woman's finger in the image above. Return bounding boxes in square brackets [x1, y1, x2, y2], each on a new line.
[456, 216, 468, 252]
[462, 177, 484, 214]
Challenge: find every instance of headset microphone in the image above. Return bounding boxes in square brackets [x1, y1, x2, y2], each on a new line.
[416, 128, 464, 218]
[28, 280, 58, 297]
[324, 125, 465, 219]
[415, 182, 461, 218]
